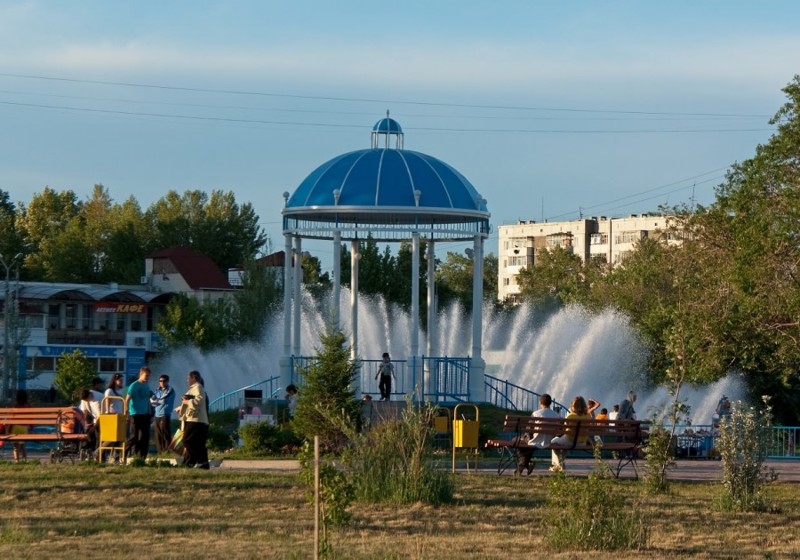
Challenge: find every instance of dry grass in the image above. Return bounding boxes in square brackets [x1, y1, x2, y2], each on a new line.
[0, 461, 798, 559]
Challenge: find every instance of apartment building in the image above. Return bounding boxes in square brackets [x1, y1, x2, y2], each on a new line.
[498, 214, 679, 302]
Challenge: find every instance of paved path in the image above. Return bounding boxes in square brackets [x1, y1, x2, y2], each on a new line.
[219, 457, 800, 482]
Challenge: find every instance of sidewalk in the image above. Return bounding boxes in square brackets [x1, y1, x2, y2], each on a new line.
[218, 457, 800, 482]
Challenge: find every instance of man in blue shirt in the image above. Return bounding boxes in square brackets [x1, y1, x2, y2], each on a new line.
[151, 374, 176, 453]
[125, 366, 153, 459]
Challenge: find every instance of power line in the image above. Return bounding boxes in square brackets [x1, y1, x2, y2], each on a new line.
[0, 88, 765, 122]
[0, 100, 775, 135]
[0, 72, 773, 119]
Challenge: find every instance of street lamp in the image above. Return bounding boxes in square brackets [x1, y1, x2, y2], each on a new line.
[1, 252, 23, 404]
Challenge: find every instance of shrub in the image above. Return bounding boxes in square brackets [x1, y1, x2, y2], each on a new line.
[717, 399, 775, 511]
[238, 421, 301, 455]
[546, 452, 648, 551]
[206, 423, 236, 452]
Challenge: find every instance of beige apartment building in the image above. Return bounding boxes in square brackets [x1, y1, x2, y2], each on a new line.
[498, 214, 680, 302]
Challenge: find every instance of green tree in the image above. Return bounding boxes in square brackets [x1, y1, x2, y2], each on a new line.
[145, 189, 267, 271]
[292, 329, 361, 453]
[516, 246, 589, 308]
[53, 349, 96, 403]
[17, 187, 82, 280]
[155, 294, 233, 351]
[0, 190, 25, 265]
[436, 250, 499, 309]
[230, 260, 284, 342]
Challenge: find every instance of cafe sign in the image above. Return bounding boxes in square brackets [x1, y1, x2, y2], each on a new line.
[93, 302, 147, 314]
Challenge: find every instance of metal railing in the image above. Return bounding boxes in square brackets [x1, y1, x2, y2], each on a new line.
[662, 424, 800, 460]
[208, 376, 281, 413]
[484, 374, 569, 413]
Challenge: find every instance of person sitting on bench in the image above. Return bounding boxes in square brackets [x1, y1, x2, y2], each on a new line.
[549, 395, 593, 472]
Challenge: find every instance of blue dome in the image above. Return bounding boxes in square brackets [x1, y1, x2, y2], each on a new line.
[287, 148, 487, 213]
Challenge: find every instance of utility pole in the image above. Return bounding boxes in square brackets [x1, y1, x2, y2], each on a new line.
[1, 253, 23, 404]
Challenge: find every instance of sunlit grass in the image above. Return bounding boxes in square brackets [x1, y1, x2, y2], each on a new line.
[0, 461, 797, 559]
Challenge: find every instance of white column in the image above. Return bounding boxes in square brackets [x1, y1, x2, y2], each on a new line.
[280, 233, 293, 390]
[469, 234, 486, 401]
[411, 232, 420, 358]
[426, 238, 436, 357]
[332, 230, 341, 330]
[293, 236, 302, 357]
[350, 240, 359, 361]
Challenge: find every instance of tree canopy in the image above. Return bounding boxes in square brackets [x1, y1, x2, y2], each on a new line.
[8, 186, 267, 283]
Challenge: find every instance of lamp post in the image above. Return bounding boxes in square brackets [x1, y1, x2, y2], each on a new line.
[1, 252, 23, 404]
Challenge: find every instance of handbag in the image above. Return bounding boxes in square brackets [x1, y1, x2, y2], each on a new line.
[168, 425, 185, 455]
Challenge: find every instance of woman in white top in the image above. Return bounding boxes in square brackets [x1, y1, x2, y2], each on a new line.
[103, 373, 125, 414]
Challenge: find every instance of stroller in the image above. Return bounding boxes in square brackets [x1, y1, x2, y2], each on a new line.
[50, 407, 91, 463]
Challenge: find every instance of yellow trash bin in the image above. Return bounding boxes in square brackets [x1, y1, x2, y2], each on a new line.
[453, 419, 479, 448]
[99, 412, 127, 442]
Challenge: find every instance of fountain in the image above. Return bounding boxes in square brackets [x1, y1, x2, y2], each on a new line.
[154, 289, 744, 424]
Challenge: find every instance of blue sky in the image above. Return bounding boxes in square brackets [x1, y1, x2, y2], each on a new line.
[1, 1, 798, 267]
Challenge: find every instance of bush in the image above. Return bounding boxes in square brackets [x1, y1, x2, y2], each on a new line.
[717, 399, 775, 511]
[207, 423, 236, 452]
[238, 421, 301, 456]
[546, 455, 648, 551]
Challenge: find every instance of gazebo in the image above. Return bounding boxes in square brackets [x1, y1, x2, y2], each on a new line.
[280, 114, 490, 401]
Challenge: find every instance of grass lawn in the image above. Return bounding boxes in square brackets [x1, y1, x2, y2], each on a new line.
[1, 461, 798, 559]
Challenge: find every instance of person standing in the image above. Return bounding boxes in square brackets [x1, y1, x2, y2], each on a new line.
[285, 384, 298, 420]
[151, 374, 176, 453]
[103, 374, 125, 414]
[375, 353, 395, 401]
[125, 366, 153, 459]
[78, 389, 98, 452]
[619, 391, 637, 420]
[178, 370, 209, 469]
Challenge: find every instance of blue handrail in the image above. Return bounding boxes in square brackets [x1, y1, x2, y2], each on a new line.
[208, 376, 281, 413]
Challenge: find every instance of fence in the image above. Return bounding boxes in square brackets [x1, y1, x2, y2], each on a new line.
[665, 424, 799, 460]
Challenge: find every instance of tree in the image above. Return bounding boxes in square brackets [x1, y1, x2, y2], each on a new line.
[17, 187, 82, 281]
[292, 329, 361, 453]
[54, 350, 96, 403]
[0, 190, 24, 265]
[145, 189, 267, 271]
[230, 260, 284, 343]
[516, 246, 589, 308]
[436, 250, 499, 309]
[155, 294, 233, 351]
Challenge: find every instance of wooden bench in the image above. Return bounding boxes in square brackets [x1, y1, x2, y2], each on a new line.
[485, 415, 647, 478]
[0, 407, 91, 462]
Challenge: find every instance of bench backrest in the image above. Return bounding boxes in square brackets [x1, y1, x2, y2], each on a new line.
[502, 414, 644, 441]
[0, 407, 73, 426]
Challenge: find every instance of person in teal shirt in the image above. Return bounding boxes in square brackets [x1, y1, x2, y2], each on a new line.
[125, 366, 153, 459]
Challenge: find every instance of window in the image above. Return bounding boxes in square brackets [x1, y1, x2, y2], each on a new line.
[99, 358, 123, 373]
[26, 356, 55, 372]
